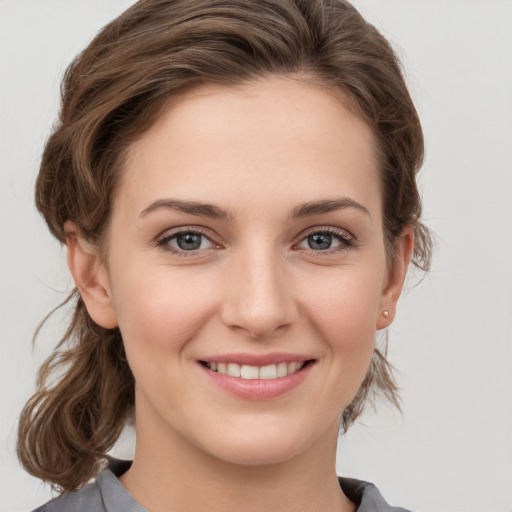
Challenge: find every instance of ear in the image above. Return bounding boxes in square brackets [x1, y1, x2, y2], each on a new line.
[376, 226, 414, 330]
[64, 221, 118, 329]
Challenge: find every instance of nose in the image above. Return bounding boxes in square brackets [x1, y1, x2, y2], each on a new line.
[219, 245, 298, 339]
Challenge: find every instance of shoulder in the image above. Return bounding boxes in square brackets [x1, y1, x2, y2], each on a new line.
[339, 477, 414, 512]
[32, 461, 145, 512]
[31, 480, 104, 512]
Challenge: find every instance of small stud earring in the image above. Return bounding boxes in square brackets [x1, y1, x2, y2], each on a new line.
[382, 310, 390, 318]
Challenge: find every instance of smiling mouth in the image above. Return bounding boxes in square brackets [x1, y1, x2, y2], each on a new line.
[200, 360, 315, 380]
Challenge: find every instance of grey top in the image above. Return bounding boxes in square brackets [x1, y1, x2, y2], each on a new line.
[33, 460, 412, 512]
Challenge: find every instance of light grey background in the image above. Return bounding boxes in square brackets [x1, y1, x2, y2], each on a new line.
[1, 1, 511, 511]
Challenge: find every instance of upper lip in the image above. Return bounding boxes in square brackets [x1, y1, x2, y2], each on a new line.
[199, 352, 314, 366]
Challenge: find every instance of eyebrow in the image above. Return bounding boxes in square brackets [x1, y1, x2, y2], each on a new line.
[140, 199, 235, 221]
[289, 197, 370, 219]
[139, 197, 370, 221]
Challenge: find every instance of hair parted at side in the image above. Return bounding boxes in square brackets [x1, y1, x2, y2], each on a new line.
[18, 0, 432, 492]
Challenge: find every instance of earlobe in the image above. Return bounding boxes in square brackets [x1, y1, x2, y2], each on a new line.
[64, 221, 118, 329]
[376, 226, 414, 330]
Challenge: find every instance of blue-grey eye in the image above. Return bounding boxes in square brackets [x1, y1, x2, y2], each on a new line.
[158, 230, 215, 253]
[175, 232, 205, 250]
[296, 230, 352, 252]
[308, 233, 334, 250]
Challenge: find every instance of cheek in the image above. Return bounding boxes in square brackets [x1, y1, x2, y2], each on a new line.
[291, 266, 384, 418]
[109, 264, 219, 359]
[298, 265, 384, 345]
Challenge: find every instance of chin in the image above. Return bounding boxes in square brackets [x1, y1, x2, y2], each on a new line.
[206, 438, 303, 467]
[195, 416, 335, 467]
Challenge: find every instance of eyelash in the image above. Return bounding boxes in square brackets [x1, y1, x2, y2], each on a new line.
[156, 228, 216, 257]
[297, 227, 357, 256]
[155, 227, 357, 257]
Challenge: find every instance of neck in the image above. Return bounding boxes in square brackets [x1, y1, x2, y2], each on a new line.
[119, 407, 354, 512]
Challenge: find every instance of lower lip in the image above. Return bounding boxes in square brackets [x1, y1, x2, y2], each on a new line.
[199, 362, 314, 400]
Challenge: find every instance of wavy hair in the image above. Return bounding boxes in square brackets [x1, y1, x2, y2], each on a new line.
[18, 0, 432, 492]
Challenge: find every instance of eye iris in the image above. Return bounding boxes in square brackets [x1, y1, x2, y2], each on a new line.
[308, 233, 332, 250]
[177, 233, 202, 250]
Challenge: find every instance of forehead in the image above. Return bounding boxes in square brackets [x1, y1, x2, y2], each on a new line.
[119, 77, 381, 220]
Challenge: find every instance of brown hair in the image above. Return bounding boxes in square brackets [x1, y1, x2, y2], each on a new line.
[18, 0, 432, 492]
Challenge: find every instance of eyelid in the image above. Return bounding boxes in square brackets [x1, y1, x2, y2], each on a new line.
[294, 226, 358, 254]
[155, 226, 221, 256]
[154, 225, 357, 257]
[299, 225, 354, 240]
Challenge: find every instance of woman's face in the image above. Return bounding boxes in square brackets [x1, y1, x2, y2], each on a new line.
[75, 77, 410, 466]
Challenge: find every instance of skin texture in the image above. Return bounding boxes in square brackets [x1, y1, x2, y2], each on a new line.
[66, 77, 412, 512]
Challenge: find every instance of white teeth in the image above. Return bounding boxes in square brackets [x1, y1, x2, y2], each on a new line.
[288, 362, 298, 374]
[206, 361, 308, 379]
[241, 365, 259, 379]
[226, 363, 241, 378]
[277, 362, 288, 377]
[259, 364, 277, 379]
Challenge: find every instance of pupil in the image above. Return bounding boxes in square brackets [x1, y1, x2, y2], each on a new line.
[177, 233, 201, 250]
[309, 233, 332, 250]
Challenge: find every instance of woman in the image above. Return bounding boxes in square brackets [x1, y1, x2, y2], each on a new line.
[18, 0, 432, 510]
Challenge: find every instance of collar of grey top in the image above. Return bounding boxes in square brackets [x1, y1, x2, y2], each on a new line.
[33, 459, 413, 512]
